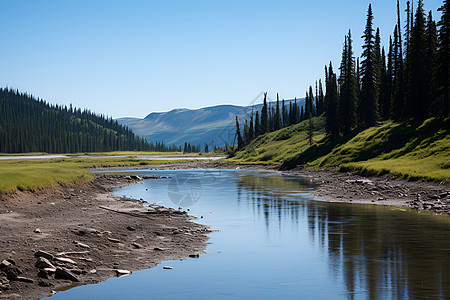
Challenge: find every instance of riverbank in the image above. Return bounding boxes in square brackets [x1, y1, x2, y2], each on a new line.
[0, 174, 211, 300]
[281, 167, 450, 215]
[94, 160, 450, 215]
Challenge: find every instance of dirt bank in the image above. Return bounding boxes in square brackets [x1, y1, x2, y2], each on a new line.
[95, 160, 450, 215]
[0, 174, 211, 300]
[282, 167, 450, 215]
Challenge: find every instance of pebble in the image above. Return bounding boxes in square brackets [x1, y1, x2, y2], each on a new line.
[163, 266, 173, 270]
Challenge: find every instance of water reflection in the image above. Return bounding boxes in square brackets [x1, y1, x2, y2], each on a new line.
[236, 172, 450, 299]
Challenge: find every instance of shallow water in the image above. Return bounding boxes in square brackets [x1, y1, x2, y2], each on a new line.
[47, 169, 450, 299]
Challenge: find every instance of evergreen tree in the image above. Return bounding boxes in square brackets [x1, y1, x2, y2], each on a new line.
[339, 30, 358, 134]
[437, 0, 449, 117]
[260, 93, 268, 134]
[254, 111, 261, 137]
[235, 116, 244, 150]
[318, 79, 325, 115]
[275, 93, 282, 130]
[407, 0, 428, 121]
[249, 114, 255, 141]
[425, 11, 439, 116]
[282, 99, 288, 127]
[324, 62, 340, 138]
[359, 4, 379, 127]
[243, 119, 249, 144]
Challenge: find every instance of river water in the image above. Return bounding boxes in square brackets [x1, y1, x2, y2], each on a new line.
[47, 169, 450, 299]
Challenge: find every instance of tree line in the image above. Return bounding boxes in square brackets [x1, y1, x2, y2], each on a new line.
[236, 0, 448, 147]
[0, 88, 179, 153]
[235, 91, 323, 149]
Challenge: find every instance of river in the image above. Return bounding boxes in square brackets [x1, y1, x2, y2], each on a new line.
[46, 169, 450, 299]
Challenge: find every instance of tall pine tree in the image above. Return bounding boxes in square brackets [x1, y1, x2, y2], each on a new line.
[359, 4, 379, 127]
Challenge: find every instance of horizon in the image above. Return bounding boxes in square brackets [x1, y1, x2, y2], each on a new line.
[0, 0, 443, 118]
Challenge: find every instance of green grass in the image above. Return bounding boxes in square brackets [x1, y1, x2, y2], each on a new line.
[228, 117, 326, 166]
[0, 157, 193, 193]
[227, 117, 449, 182]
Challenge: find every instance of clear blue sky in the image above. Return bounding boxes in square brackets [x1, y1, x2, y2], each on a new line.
[0, 0, 443, 118]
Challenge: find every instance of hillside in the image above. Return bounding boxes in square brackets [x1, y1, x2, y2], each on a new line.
[0, 88, 150, 153]
[117, 99, 305, 147]
[229, 117, 450, 181]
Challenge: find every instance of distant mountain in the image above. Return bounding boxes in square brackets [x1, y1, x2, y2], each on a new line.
[0, 88, 153, 153]
[117, 99, 305, 148]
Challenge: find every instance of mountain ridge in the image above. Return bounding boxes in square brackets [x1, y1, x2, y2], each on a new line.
[117, 99, 305, 147]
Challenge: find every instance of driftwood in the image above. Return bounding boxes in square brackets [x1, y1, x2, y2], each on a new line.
[98, 206, 151, 218]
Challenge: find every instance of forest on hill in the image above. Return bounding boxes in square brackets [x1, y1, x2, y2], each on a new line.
[234, 0, 448, 151]
[0, 88, 179, 153]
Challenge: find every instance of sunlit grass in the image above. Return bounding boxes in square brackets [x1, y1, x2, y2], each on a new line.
[228, 116, 449, 181]
[0, 157, 193, 192]
[228, 117, 326, 166]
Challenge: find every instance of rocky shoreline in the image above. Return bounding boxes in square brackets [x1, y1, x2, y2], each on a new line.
[0, 161, 448, 299]
[282, 167, 450, 215]
[0, 174, 211, 300]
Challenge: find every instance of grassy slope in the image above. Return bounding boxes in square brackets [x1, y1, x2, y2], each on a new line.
[229, 117, 450, 181]
[228, 117, 326, 165]
[0, 157, 192, 192]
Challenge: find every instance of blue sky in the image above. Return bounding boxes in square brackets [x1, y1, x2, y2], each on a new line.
[0, 0, 443, 118]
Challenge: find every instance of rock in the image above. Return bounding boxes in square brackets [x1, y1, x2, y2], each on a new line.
[38, 279, 53, 287]
[3, 265, 22, 280]
[35, 257, 55, 269]
[55, 257, 77, 265]
[115, 269, 132, 276]
[43, 268, 56, 274]
[127, 226, 136, 231]
[0, 260, 11, 268]
[70, 269, 84, 275]
[16, 276, 34, 283]
[107, 237, 120, 243]
[34, 228, 42, 234]
[130, 175, 141, 180]
[55, 267, 79, 282]
[430, 195, 440, 200]
[132, 242, 142, 249]
[163, 266, 173, 270]
[73, 241, 90, 249]
[0, 283, 10, 291]
[35, 250, 54, 260]
[37, 270, 48, 279]
[439, 192, 449, 198]
[90, 269, 97, 274]
[189, 254, 200, 258]
[153, 247, 165, 251]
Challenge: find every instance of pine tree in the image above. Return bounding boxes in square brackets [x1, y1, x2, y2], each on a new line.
[235, 116, 244, 150]
[282, 99, 288, 128]
[243, 119, 249, 144]
[318, 79, 325, 115]
[339, 30, 358, 134]
[425, 11, 439, 116]
[254, 111, 261, 137]
[249, 114, 255, 141]
[437, 0, 450, 117]
[407, 0, 428, 121]
[324, 62, 340, 138]
[260, 93, 268, 134]
[359, 4, 379, 127]
[275, 93, 282, 130]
